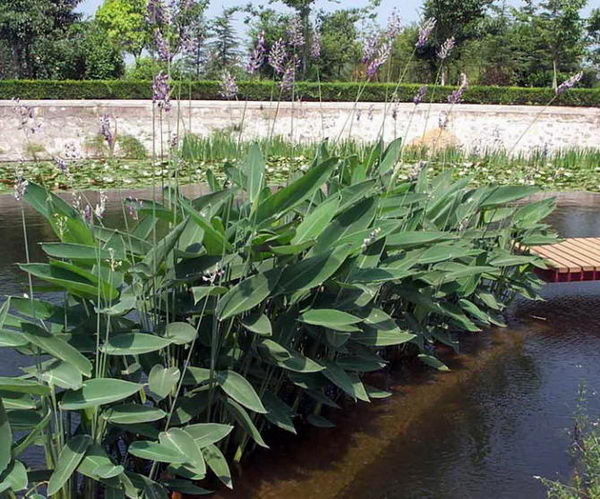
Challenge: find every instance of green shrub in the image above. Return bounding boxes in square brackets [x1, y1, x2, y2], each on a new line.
[118, 135, 147, 159]
[0, 79, 598, 107]
[0, 143, 557, 497]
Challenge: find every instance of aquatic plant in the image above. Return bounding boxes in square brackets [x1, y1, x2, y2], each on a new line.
[536, 385, 600, 498]
[0, 138, 557, 497]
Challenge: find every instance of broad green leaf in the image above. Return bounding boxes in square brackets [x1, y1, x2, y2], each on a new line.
[0, 378, 50, 396]
[307, 413, 335, 428]
[243, 144, 265, 208]
[357, 308, 416, 346]
[299, 309, 361, 331]
[41, 243, 124, 262]
[262, 392, 296, 434]
[160, 429, 206, 476]
[0, 460, 27, 494]
[321, 361, 369, 402]
[6, 410, 42, 431]
[276, 244, 352, 296]
[241, 314, 272, 336]
[184, 423, 233, 448]
[217, 370, 266, 414]
[165, 322, 197, 345]
[216, 268, 282, 321]
[10, 409, 51, 459]
[418, 354, 450, 371]
[148, 365, 180, 400]
[142, 220, 187, 268]
[0, 330, 28, 348]
[0, 398, 11, 475]
[181, 204, 232, 255]
[292, 196, 340, 245]
[103, 404, 166, 424]
[365, 385, 392, 399]
[203, 444, 232, 489]
[377, 137, 403, 174]
[78, 444, 123, 481]
[256, 157, 338, 222]
[386, 231, 457, 249]
[312, 196, 377, 254]
[162, 478, 213, 495]
[258, 340, 324, 373]
[61, 379, 143, 410]
[128, 441, 188, 463]
[47, 435, 93, 496]
[0, 299, 10, 330]
[224, 398, 268, 449]
[41, 362, 83, 390]
[191, 286, 227, 304]
[21, 323, 92, 377]
[480, 185, 539, 208]
[102, 333, 172, 356]
[19, 262, 118, 300]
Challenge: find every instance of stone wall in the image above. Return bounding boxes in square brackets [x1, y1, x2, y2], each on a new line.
[0, 100, 598, 161]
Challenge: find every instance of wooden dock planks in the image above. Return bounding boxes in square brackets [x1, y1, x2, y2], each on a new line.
[527, 237, 600, 282]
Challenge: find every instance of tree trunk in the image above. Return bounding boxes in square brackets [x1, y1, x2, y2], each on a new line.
[552, 59, 558, 89]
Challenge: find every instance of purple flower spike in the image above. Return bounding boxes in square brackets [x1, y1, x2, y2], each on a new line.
[556, 71, 584, 95]
[288, 16, 305, 48]
[280, 62, 296, 91]
[437, 37, 455, 60]
[54, 157, 69, 175]
[311, 31, 321, 60]
[386, 9, 402, 39]
[152, 72, 171, 112]
[154, 29, 171, 62]
[367, 42, 392, 79]
[246, 31, 266, 74]
[147, 0, 168, 25]
[413, 86, 427, 105]
[362, 33, 379, 64]
[268, 39, 287, 75]
[220, 71, 238, 99]
[447, 73, 468, 104]
[416, 18, 436, 49]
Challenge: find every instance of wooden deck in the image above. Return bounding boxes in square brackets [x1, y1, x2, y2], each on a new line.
[527, 238, 600, 282]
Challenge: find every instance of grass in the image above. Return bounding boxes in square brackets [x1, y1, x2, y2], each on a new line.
[1, 137, 599, 194]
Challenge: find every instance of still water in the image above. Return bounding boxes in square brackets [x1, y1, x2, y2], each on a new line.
[0, 190, 599, 499]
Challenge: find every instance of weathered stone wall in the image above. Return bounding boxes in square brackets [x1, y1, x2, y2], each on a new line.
[0, 100, 598, 161]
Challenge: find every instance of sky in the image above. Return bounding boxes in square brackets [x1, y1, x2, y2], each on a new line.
[78, 0, 427, 24]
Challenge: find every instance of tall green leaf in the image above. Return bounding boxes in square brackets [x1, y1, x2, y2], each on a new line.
[47, 435, 93, 496]
[61, 379, 143, 410]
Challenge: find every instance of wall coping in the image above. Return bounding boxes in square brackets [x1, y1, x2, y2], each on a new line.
[0, 100, 599, 117]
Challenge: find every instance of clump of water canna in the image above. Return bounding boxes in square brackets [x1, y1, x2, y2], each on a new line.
[0, 141, 557, 497]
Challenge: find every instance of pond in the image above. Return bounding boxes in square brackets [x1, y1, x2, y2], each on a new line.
[1, 189, 599, 499]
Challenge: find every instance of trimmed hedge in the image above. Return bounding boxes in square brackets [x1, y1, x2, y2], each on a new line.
[0, 79, 598, 107]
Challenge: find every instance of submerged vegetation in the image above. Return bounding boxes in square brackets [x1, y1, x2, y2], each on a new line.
[0, 139, 558, 496]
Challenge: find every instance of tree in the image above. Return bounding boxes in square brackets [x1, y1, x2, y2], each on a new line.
[96, 0, 149, 62]
[207, 9, 240, 72]
[0, 0, 81, 78]
[537, 0, 587, 88]
[35, 21, 124, 79]
[421, 0, 495, 83]
[587, 8, 600, 72]
[316, 9, 363, 81]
